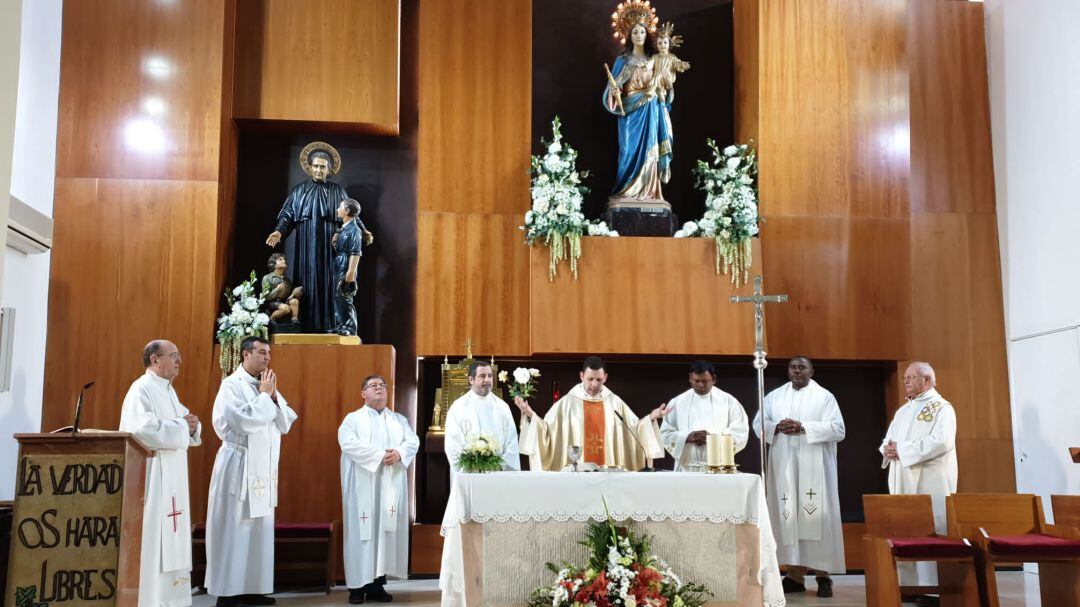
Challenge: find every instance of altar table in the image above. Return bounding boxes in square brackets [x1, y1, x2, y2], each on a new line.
[438, 471, 785, 606]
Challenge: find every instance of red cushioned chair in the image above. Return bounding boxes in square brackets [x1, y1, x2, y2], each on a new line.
[947, 493, 1080, 607]
[863, 494, 980, 607]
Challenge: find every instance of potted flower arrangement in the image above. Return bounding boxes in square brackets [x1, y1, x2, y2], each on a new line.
[675, 140, 760, 286]
[523, 117, 617, 280]
[216, 271, 271, 376]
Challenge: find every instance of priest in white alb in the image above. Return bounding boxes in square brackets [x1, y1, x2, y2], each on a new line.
[753, 356, 845, 598]
[339, 374, 419, 604]
[880, 361, 957, 593]
[444, 360, 521, 481]
[660, 361, 749, 471]
[515, 356, 667, 471]
[205, 336, 298, 607]
[119, 340, 201, 607]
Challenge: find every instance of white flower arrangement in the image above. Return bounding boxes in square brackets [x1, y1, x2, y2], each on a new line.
[457, 432, 504, 473]
[522, 117, 617, 280]
[216, 271, 271, 376]
[675, 140, 760, 286]
[498, 367, 540, 399]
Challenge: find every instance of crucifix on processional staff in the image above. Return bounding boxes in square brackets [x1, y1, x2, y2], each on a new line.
[730, 275, 788, 495]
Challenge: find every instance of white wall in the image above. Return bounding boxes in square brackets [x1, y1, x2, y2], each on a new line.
[0, 0, 61, 500]
[985, 0, 1080, 523]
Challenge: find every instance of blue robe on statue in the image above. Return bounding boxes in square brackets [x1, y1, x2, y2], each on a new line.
[602, 53, 672, 202]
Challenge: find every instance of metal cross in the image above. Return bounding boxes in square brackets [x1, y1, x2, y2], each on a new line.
[730, 275, 789, 494]
[167, 496, 184, 532]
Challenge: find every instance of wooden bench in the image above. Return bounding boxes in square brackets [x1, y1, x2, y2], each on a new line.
[192, 521, 338, 594]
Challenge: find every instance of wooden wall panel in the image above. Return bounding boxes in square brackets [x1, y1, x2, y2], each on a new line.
[55, 0, 225, 181]
[755, 0, 913, 363]
[529, 238, 758, 355]
[756, 0, 909, 219]
[733, 0, 760, 144]
[763, 217, 911, 360]
[908, 0, 996, 214]
[233, 0, 400, 127]
[909, 212, 1013, 491]
[417, 0, 531, 215]
[416, 0, 531, 356]
[906, 2, 1012, 492]
[45, 1, 231, 524]
[416, 212, 530, 356]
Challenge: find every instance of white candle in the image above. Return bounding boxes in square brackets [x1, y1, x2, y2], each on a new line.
[707, 434, 722, 466]
[719, 433, 735, 466]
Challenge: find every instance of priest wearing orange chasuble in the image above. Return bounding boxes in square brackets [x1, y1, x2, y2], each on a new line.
[515, 357, 669, 471]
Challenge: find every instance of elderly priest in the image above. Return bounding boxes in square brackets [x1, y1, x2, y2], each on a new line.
[515, 356, 668, 471]
[880, 361, 957, 595]
[339, 374, 419, 604]
[753, 356, 846, 598]
[119, 340, 201, 607]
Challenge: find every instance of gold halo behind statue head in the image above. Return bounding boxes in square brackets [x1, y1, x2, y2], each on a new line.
[299, 141, 342, 177]
[610, 0, 659, 46]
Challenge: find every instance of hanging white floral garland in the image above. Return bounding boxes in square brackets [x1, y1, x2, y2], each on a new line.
[675, 140, 760, 286]
[522, 117, 618, 280]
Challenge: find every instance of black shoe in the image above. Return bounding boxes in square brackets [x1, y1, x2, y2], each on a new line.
[914, 596, 940, 607]
[348, 589, 365, 604]
[362, 586, 393, 603]
[241, 595, 276, 606]
[216, 597, 241, 607]
[782, 577, 806, 593]
[816, 576, 833, 598]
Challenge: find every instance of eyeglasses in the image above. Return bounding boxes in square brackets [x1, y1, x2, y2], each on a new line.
[158, 352, 181, 360]
[364, 382, 387, 391]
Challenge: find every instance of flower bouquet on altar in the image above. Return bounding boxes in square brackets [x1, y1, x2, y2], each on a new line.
[528, 504, 711, 607]
[456, 432, 504, 473]
[498, 367, 541, 400]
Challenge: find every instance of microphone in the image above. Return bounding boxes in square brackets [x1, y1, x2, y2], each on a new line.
[612, 407, 655, 472]
[52, 381, 95, 434]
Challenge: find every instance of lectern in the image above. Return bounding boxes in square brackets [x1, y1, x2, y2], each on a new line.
[4, 433, 150, 607]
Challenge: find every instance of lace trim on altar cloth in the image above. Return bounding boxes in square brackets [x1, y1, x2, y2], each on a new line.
[440, 512, 758, 534]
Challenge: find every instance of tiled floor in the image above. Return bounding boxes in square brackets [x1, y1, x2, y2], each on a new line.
[192, 571, 1045, 606]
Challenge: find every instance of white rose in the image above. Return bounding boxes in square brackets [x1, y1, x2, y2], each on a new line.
[524, 210, 534, 224]
[498, 370, 508, 383]
[556, 203, 569, 215]
[548, 141, 562, 153]
[529, 368, 540, 377]
[254, 313, 270, 326]
[232, 285, 245, 296]
[724, 145, 738, 157]
[674, 229, 686, 238]
[243, 297, 259, 311]
[513, 367, 531, 384]
[684, 221, 699, 233]
[537, 174, 550, 184]
[726, 157, 741, 170]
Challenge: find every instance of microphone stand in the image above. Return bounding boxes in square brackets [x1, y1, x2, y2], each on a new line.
[613, 408, 655, 472]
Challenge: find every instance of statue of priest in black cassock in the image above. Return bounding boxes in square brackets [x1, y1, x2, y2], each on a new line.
[265, 142, 371, 333]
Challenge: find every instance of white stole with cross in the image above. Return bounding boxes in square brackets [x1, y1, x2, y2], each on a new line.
[347, 408, 406, 539]
[767, 381, 827, 544]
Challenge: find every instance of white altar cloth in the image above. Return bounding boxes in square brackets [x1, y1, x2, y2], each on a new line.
[438, 471, 785, 606]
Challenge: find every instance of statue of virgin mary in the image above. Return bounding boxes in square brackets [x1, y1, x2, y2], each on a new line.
[602, 1, 672, 211]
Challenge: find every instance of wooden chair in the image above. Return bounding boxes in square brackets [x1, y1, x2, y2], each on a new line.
[1052, 495, 1080, 538]
[947, 493, 1080, 607]
[863, 494, 980, 607]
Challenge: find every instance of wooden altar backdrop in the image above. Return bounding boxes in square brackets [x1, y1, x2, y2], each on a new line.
[42, 0, 1010, 581]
